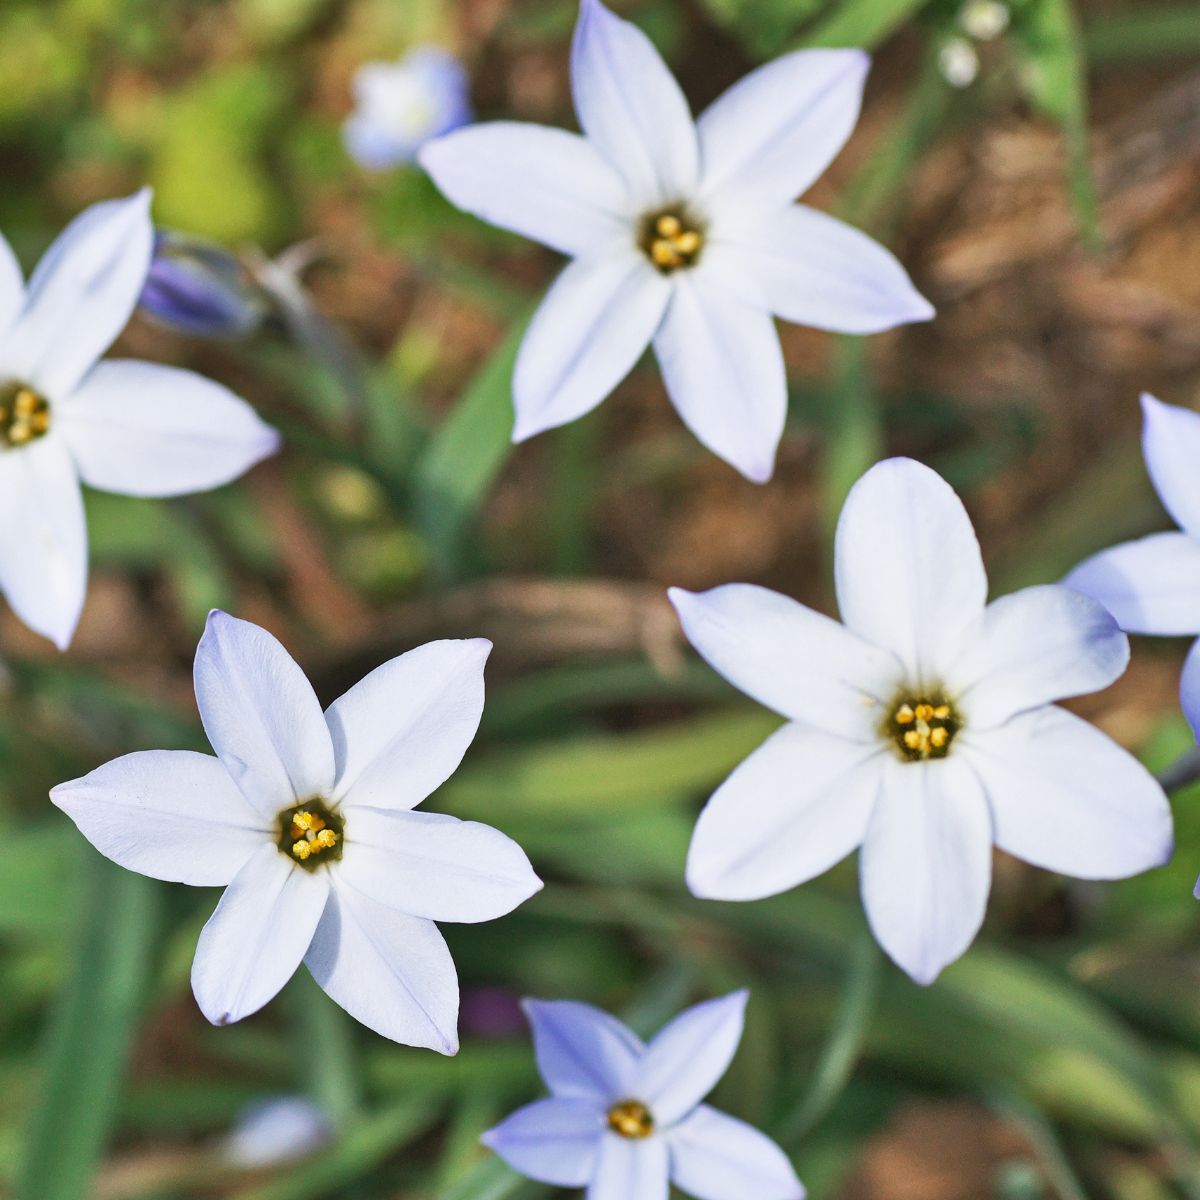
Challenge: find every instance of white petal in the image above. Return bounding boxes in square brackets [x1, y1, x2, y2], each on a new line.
[327, 638, 490, 811]
[1141, 394, 1200, 540]
[1064, 532, 1200, 636]
[963, 706, 1173, 879]
[636, 991, 746, 1126]
[718, 205, 933, 334]
[587, 1134, 670, 1200]
[50, 750, 266, 886]
[0, 230, 25, 334]
[570, 0, 698, 206]
[482, 1098, 604, 1186]
[194, 611, 336, 818]
[418, 123, 629, 256]
[3, 191, 153, 397]
[835, 457, 987, 683]
[337, 806, 541, 922]
[697, 49, 869, 211]
[1183, 639, 1200, 743]
[58, 361, 279, 497]
[513, 252, 669, 442]
[305, 882, 460, 1051]
[191, 842, 329, 1025]
[686, 724, 883, 901]
[669, 584, 902, 736]
[523, 998, 643, 1102]
[652, 270, 786, 483]
[667, 1106, 805, 1200]
[949, 585, 1129, 730]
[0, 435, 87, 650]
[860, 755, 993, 985]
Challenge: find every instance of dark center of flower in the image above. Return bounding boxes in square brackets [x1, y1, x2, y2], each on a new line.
[638, 206, 705, 274]
[0, 382, 51, 449]
[885, 694, 961, 761]
[607, 1099, 655, 1139]
[276, 799, 344, 869]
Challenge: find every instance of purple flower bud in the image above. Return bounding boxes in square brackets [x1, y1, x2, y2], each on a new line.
[343, 46, 472, 170]
[138, 231, 266, 339]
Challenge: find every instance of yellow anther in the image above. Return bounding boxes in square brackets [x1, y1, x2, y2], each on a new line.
[607, 1100, 655, 1140]
[888, 694, 959, 761]
[315, 828, 338, 849]
[895, 704, 915, 725]
[914, 703, 934, 722]
[930, 727, 949, 749]
[656, 214, 682, 237]
[641, 208, 705, 274]
[0, 382, 51, 449]
[932, 704, 951, 719]
[292, 839, 313, 861]
[904, 730, 923, 750]
[651, 241, 681, 268]
[675, 231, 701, 254]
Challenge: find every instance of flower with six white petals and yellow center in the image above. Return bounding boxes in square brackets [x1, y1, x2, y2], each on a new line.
[482, 991, 805, 1200]
[418, 0, 933, 484]
[670, 457, 1174, 984]
[51, 611, 543, 1050]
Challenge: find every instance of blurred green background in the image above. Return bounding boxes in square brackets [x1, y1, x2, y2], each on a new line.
[2, 0, 1200, 1197]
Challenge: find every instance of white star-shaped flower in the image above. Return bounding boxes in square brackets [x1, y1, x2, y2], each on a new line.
[51, 611, 543, 1051]
[0, 191, 279, 649]
[1066, 395, 1200, 744]
[670, 457, 1173, 984]
[482, 990, 804, 1200]
[419, 0, 933, 483]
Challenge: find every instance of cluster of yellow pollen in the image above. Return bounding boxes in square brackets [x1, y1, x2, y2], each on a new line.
[893, 701, 955, 759]
[290, 810, 338, 861]
[607, 1099, 655, 1140]
[0, 385, 50, 448]
[644, 212, 703, 273]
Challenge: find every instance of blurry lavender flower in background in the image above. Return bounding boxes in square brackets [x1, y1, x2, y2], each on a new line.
[344, 47, 472, 170]
[671, 457, 1173, 984]
[460, 985, 528, 1039]
[484, 991, 805, 1199]
[139, 231, 266, 339]
[420, 0, 932, 483]
[221, 1096, 333, 1169]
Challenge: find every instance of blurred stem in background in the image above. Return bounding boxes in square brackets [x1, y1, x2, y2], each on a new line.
[14, 851, 158, 1200]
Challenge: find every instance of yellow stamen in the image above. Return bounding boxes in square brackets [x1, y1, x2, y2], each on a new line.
[894, 704, 915, 725]
[640, 207, 705, 274]
[607, 1100, 655, 1139]
[279, 802, 343, 868]
[887, 694, 960, 761]
[0, 383, 51, 449]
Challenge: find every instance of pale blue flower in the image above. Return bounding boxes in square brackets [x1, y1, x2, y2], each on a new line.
[419, 0, 933, 483]
[223, 1096, 332, 1168]
[0, 192, 278, 649]
[1068, 395, 1200, 742]
[52, 612, 543, 1049]
[344, 46, 472, 169]
[483, 991, 804, 1200]
[671, 458, 1172, 984]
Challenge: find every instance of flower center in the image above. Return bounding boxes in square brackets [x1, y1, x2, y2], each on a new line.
[0, 382, 51, 449]
[886, 695, 961, 761]
[639, 206, 705, 274]
[276, 800, 343, 869]
[607, 1099, 655, 1139]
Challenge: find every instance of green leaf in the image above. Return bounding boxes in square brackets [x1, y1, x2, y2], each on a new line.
[411, 318, 530, 578]
[14, 850, 158, 1200]
[801, 0, 932, 49]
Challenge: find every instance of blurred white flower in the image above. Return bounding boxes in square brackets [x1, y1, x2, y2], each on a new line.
[1068, 396, 1200, 749]
[671, 457, 1173, 985]
[938, 36, 981, 88]
[222, 1096, 332, 1169]
[483, 991, 804, 1200]
[52, 611, 542, 1050]
[344, 47, 472, 169]
[960, 0, 1011, 41]
[0, 192, 278, 649]
[420, 0, 933, 484]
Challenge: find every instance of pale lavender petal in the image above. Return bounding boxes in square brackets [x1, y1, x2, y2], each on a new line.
[482, 1097, 604, 1186]
[668, 1106, 805, 1200]
[0, 230, 25, 334]
[587, 1134, 670, 1200]
[1141, 393, 1200, 540]
[523, 998, 643, 1102]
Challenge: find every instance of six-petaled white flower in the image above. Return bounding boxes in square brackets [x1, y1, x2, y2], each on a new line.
[0, 191, 279, 649]
[670, 457, 1173, 984]
[1067, 395, 1200, 751]
[483, 990, 804, 1200]
[419, 0, 933, 483]
[51, 611, 543, 1051]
